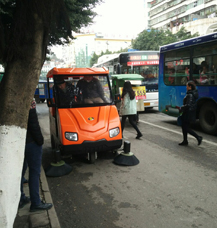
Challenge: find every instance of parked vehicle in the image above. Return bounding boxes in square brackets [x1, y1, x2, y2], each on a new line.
[46, 67, 122, 163]
[34, 79, 53, 103]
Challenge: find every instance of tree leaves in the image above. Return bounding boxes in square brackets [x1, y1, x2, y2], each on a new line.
[0, 0, 102, 65]
[132, 27, 199, 51]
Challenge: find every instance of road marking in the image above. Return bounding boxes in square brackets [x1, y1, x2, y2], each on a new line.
[139, 120, 217, 146]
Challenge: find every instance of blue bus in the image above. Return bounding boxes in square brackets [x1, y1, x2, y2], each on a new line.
[34, 79, 53, 103]
[0, 74, 53, 103]
[159, 32, 217, 135]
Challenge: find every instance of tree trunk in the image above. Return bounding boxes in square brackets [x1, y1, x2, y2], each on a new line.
[0, 13, 46, 227]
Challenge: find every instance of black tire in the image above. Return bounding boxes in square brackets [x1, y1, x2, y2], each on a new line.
[41, 99, 45, 103]
[199, 102, 217, 135]
[89, 152, 95, 164]
[35, 98, 40, 103]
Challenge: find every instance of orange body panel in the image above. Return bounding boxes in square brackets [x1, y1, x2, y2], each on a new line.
[57, 105, 122, 146]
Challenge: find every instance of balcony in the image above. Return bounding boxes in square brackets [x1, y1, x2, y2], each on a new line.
[149, 0, 165, 8]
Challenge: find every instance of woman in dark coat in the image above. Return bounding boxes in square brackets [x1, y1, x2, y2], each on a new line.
[179, 81, 203, 146]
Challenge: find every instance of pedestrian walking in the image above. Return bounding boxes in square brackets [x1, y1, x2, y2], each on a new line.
[120, 81, 142, 139]
[179, 80, 203, 146]
[19, 99, 53, 212]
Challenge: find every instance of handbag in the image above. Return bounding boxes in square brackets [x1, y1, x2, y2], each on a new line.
[177, 115, 182, 126]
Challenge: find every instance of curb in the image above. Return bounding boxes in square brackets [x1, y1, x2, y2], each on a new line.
[14, 167, 61, 228]
[39, 167, 61, 228]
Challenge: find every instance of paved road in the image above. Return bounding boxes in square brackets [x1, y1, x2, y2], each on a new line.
[37, 104, 217, 228]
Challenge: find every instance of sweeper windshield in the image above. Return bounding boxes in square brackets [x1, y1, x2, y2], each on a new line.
[51, 74, 113, 108]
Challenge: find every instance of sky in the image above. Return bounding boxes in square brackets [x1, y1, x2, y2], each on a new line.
[87, 0, 146, 37]
[51, 0, 146, 58]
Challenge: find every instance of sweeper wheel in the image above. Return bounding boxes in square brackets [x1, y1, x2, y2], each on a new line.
[89, 152, 95, 164]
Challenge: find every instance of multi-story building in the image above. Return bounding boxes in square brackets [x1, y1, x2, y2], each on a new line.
[41, 32, 132, 73]
[72, 32, 132, 67]
[148, 0, 217, 35]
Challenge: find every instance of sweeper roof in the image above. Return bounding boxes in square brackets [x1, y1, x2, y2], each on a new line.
[46, 67, 109, 78]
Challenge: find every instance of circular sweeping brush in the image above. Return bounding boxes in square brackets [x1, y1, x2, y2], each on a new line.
[45, 150, 72, 177]
[113, 141, 139, 166]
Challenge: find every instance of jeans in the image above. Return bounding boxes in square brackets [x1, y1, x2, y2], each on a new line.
[20, 142, 42, 206]
[21, 159, 28, 183]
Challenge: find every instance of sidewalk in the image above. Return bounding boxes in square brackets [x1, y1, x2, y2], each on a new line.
[13, 167, 61, 228]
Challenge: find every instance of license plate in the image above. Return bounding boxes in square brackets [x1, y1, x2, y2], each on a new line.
[144, 103, 150, 106]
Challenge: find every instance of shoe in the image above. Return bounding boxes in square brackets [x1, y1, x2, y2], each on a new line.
[178, 141, 188, 146]
[30, 202, 53, 212]
[19, 196, 30, 208]
[198, 136, 203, 146]
[136, 133, 143, 139]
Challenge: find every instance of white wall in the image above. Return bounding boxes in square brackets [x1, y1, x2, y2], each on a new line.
[171, 17, 217, 35]
[0, 125, 26, 228]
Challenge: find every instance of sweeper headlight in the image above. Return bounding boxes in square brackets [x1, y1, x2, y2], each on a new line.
[109, 127, 120, 138]
[65, 132, 78, 141]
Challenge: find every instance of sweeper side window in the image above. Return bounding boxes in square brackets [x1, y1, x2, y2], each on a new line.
[54, 75, 112, 108]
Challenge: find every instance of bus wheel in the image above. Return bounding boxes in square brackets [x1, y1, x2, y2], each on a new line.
[41, 99, 45, 103]
[88, 152, 96, 164]
[199, 102, 217, 135]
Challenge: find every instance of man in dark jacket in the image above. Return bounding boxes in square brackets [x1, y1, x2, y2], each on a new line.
[20, 99, 53, 212]
[56, 80, 76, 107]
[76, 76, 105, 103]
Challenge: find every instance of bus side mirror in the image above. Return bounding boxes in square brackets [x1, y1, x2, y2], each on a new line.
[117, 64, 121, 74]
[115, 94, 121, 103]
[47, 98, 55, 107]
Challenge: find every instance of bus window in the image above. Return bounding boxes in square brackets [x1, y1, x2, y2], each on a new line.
[164, 49, 190, 85]
[128, 68, 133, 74]
[193, 43, 217, 85]
[134, 66, 140, 74]
[193, 42, 217, 56]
